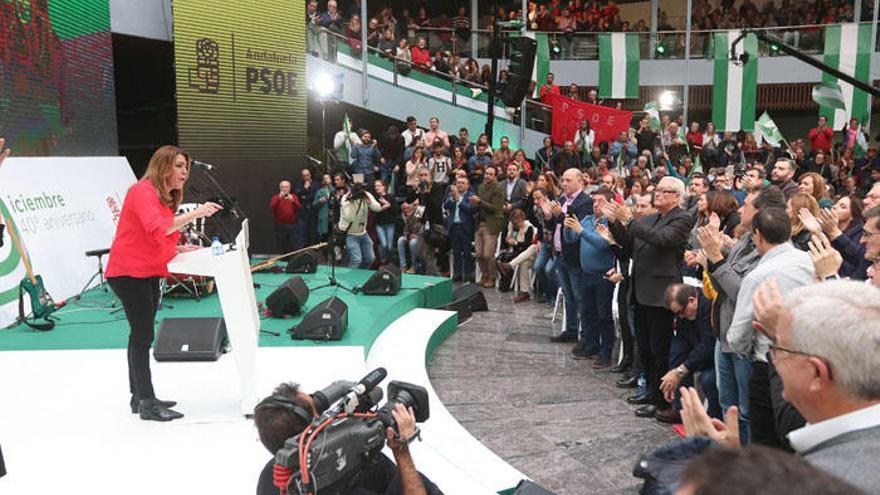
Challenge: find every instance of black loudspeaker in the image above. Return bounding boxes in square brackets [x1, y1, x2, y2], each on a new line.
[285, 251, 318, 273]
[359, 264, 401, 295]
[154, 317, 228, 362]
[452, 283, 489, 312]
[439, 296, 474, 324]
[292, 296, 349, 341]
[500, 37, 537, 107]
[512, 480, 557, 495]
[265, 277, 310, 317]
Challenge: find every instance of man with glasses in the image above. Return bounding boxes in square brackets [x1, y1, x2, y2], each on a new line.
[748, 280, 880, 493]
[727, 207, 814, 448]
[604, 177, 693, 418]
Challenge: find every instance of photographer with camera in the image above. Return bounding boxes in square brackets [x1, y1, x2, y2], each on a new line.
[254, 379, 442, 495]
[270, 180, 302, 254]
[405, 167, 447, 276]
[339, 175, 385, 269]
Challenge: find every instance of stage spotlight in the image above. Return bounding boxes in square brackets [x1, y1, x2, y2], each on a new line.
[658, 90, 676, 110]
[312, 72, 336, 99]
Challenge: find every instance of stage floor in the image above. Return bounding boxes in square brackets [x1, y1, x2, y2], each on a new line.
[0, 265, 452, 352]
[0, 267, 455, 495]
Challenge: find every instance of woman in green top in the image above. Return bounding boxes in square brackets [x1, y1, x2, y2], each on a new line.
[312, 174, 333, 241]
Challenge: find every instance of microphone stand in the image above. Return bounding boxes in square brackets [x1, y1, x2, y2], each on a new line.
[310, 192, 356, 295]
[197, 165, 246, 245]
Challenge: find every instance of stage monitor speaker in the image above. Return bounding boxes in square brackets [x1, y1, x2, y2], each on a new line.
[500, 36, 537, 108]
[512, 480, 557, 495]
[291, 296, 349, 341]
[285, 251, 318, 274]
[439, 296, 474, 324]
[154, 317, 228, 362]
[265, 277, 310, 317]
[359, 264, 401, 295]
[451, 283, 489, 312]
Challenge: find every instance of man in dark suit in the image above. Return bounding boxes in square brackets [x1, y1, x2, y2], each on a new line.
[605, 176, 693, 417]
[500, 162, 528, 218]
[293, 168, 320, 248]
[443, 175, 477, 282]
[545, 168, 594, 359]
[550, 140, 580, 177]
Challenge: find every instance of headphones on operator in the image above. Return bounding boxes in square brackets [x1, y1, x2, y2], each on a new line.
[255, 395, 314, 427]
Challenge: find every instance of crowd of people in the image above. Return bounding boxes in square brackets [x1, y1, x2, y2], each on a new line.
[268, 98, 880, 491]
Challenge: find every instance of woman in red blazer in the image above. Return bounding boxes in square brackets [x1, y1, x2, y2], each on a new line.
[106, 145, 221, 421]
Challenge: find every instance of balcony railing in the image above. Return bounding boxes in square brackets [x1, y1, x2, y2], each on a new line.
[310, 27, 554, 133]
[404, 22, 880, 61]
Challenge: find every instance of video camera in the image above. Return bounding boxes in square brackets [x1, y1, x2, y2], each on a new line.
[273, 368, 430, 495]
[349, 173, 368, 201]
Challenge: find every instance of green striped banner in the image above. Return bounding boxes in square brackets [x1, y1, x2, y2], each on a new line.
[712, 30, 758, 132]
[820, 23, 872, 128]
[598, 33, 639, 99]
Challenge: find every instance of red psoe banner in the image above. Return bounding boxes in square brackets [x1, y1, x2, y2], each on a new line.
[545, 93, 633, 147]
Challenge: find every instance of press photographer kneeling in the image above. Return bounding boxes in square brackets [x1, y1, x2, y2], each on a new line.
[254, 370, 443, 495]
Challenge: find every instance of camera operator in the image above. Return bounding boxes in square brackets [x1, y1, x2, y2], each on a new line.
[254, 382, 442, 495]
[339, 175, 385, 269]
[405, 167, 447, 276]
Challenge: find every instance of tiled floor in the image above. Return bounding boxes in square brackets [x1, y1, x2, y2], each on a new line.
[428, 287, 677, 495]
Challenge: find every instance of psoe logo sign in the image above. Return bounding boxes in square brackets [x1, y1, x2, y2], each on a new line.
[188, 38, 221, 94]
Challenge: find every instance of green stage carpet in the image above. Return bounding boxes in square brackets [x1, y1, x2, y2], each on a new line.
[0, 266, 452, 354]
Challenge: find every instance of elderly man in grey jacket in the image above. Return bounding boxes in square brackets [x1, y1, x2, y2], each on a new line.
[759, 280, 880, 494]
[699, 185, 787, 444]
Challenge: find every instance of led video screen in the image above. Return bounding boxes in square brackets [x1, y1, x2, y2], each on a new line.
[0, 0, 118, 156]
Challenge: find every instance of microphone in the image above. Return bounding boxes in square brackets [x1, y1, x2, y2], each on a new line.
[311, 380, 354, 413]
[191, 159, 217, 171]
[322, 367, 387, 417]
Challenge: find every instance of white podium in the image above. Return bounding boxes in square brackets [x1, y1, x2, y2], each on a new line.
[167, 222, 259, 415]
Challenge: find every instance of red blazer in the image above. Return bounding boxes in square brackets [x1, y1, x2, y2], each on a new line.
[106, 179, 180, 279]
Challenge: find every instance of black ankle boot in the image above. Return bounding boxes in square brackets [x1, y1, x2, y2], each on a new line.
[130, 395, 178, 414]
[138, 399, 184, 421]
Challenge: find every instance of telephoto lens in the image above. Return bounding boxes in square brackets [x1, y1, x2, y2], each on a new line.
[376, 381, 430, 432]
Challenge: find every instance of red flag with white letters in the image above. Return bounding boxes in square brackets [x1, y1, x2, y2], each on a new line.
[545, 93, 633, 148]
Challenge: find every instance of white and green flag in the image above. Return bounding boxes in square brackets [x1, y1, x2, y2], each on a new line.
[340, 113, 352, 162]
[599, 33, 639, 99]
[525, 31, 551, 99]
[757, 111, 785, 147]
[644, 101, 661, 130]
[856, 125, 869, 157]
[712, 30, 758, 132]
[820, 23, 872, 128]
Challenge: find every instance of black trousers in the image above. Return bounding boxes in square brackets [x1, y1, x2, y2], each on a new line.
[633, 302, 675, 408]
[617, 278, 634, 365]
[749, 360, 783, 449]
[109, 276, 160, 400]
[275, 222, 298, 254]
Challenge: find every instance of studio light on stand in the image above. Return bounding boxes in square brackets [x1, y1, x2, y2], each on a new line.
[310, 72, 343, 172]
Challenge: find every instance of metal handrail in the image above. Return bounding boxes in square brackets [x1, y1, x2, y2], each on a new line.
[312, 27, 552, 133]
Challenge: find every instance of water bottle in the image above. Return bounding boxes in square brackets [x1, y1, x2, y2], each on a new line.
[211, 236, 224, 256]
